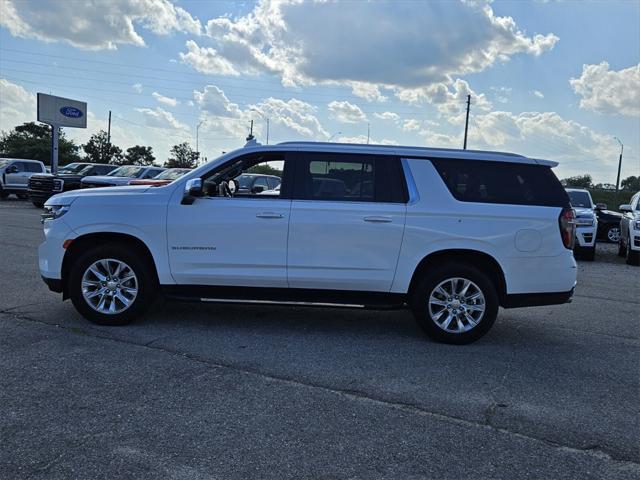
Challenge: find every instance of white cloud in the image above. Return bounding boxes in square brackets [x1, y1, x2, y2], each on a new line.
[328, 101, 367, 124]
[194, 85, 242, 118]
[152, 92, 180, 107]
[374, 112, 400, 121]
[252, 98, 329, 139]
[0, 0, 201, 50]
[533, 90, 544, 99]
[132, 83, 143, 93]
[403, 119, 421, 132]
[0, 78, 36, 129]
[182, 0, 557, 97]
[570, 62, 640, 116]
[396, 79, 492, 115]
[135, 107, 189, 130]
[337, 135, 398, 145]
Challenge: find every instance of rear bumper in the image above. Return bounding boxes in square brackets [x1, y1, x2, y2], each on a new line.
[41, 276, 63, 293]
[503, 288, 574, 308]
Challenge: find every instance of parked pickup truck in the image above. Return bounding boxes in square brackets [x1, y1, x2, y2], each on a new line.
[1, 158, 46, 199]
[28, 162, 118, 207]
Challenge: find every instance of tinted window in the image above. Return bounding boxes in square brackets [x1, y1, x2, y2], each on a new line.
[253, 177, 269, 189]
[25, 162, 43, 172]
[431, 158, 569, 207]
[294, 153, 406, 203]
[143, 169, 163, 179]
[267, 177, 280, 190]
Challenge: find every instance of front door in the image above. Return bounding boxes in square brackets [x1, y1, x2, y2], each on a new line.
[167, 153, 292, 287]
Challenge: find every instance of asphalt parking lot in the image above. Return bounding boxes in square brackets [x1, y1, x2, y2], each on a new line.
[1, 199, 638, 479]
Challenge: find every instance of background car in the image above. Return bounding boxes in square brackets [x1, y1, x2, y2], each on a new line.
[594, 203, 623, 243]
[28, 162, 118, 207]
[0, 158, 46, 199]
[566, 188, 597, 260]
[234, 173, 281, 194]
[81, 165, 165, 188]
[128, 168, 191, 186]
[618, 191, 640, 266]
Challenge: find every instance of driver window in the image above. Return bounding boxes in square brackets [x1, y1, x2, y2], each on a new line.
[202, 155, 285, 198]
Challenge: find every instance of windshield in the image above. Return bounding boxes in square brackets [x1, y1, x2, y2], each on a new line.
[59, 163, 87, 174]
[154, 169, 189, 180]
[567, 191, 592, 208]
[107, 166, 144, 177]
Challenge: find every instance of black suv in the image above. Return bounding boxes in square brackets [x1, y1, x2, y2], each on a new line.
[28, 163, 117, 207]
[594, 203, 623, 243]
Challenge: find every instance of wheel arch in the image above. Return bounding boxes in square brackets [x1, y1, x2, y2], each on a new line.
[408, 249, 507, 306]
[61, 232, 159, 299]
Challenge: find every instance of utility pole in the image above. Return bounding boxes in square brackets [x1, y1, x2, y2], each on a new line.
[196, 120, 204, 162]
[367, 123, 370, 144]
[463, 94, 471, 150]
[246, 120, 255, 142]
[614, 136, 624, 203]
[107, 110, 111, 145]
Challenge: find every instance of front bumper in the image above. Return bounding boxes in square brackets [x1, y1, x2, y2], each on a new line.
[41, 276, 63, 293]
[631, 233, 640, 252]
[38, 217, 75, 281]
[574, 225, 597, 248]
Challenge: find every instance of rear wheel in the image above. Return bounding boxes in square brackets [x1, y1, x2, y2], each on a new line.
[606, 225, 621, 243]
[410, 263, 499, 344]
[69, 243, 157, 325]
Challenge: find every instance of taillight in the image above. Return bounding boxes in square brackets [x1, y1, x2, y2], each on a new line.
[559, 207, 576, 249]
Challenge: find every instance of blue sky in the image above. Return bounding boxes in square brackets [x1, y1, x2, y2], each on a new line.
[1, 0, 638, 183]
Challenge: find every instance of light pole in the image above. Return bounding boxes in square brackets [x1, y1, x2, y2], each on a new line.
[328, 131, 342, 142]
[614, 136, 624, 205]
[251, 108, 269, 144]
[196, 120, 204, 164]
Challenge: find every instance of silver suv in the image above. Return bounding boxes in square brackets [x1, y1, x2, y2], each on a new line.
[0, 158, 46, 199]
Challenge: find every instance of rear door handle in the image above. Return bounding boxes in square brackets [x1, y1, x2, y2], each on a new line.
[256, 212, 284, 219]
[363, 216, 393, 223]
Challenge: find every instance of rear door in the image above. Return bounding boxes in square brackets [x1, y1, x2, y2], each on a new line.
[287, 152, 407, 292]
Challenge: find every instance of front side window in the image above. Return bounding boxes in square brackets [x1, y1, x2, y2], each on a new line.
[202, 154, 286, 198]
[431, 158, 569, 207]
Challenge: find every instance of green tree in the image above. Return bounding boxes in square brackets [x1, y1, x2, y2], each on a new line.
[621, 176, 640, 191]
[247, 163, 283, 177]
[0, 122, 80, 165]
[82, 130, 123, 164]
[562, 174, 593, 189]
[125, 145, 156, 166]
[165, 142, 199, 168]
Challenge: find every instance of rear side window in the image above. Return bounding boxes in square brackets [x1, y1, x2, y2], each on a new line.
[25, 162, 42, 172]
[293, 153, 406, 203]
[431, 158, 569, 207]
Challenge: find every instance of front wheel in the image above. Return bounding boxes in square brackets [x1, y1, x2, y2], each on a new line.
[69, 244, 157, 325]
[410, 263, 499, 344]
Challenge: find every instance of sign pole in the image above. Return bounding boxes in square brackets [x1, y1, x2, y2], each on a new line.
[51, 124, 59, 175]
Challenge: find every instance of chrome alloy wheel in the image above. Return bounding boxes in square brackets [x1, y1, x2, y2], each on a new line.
[428, 277, 486, 333]
[607, 226, 621, 243]
[81, 259, 138, 314]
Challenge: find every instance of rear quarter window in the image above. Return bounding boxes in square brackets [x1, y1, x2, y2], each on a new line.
[430, 158, 569, 207]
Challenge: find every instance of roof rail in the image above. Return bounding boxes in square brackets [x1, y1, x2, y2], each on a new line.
[276, 141, 525, 158]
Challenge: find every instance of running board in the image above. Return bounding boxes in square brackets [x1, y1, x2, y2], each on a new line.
[162, 285, 407, 310]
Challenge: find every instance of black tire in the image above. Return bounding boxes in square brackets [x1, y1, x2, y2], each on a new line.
[409, 263, 499, 344]
[0, 187, 8, 199]
[32, 201, 44, 208]
[626, 242, 640, 266]
[17, 193, 28, 200]
[606, 225, 621, 243]
[618, 238, 626, 257]
[582, 246, 596, 261]
[68, 243, 157, 325]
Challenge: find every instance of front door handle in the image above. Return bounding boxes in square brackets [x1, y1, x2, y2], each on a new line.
[363, 216, 393, 223]
[256, 212, 284, 219]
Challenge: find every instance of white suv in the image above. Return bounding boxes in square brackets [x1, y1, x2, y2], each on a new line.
[618, 191, 640, 266]
[39, 142, 578, 344]
[565, 188, 598, 261]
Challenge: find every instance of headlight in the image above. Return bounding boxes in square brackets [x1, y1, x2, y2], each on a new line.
[633, 220, 640, 231]
[41, 204, 70, 223]
[575, 217, 595, 226]
[52, 179, 64, 192]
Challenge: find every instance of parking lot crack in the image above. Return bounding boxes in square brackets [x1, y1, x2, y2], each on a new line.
[5, 312, 640, 468]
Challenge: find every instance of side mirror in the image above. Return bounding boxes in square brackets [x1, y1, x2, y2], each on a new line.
[595, 203, 607, 210]
[619, 204, 632, 213]
[252, 185, 265, 194]
[182, 178, 203, 205]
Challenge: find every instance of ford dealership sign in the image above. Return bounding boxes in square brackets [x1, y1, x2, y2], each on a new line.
[37, 93, 87, 128]
[59, 106, 84, 119]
